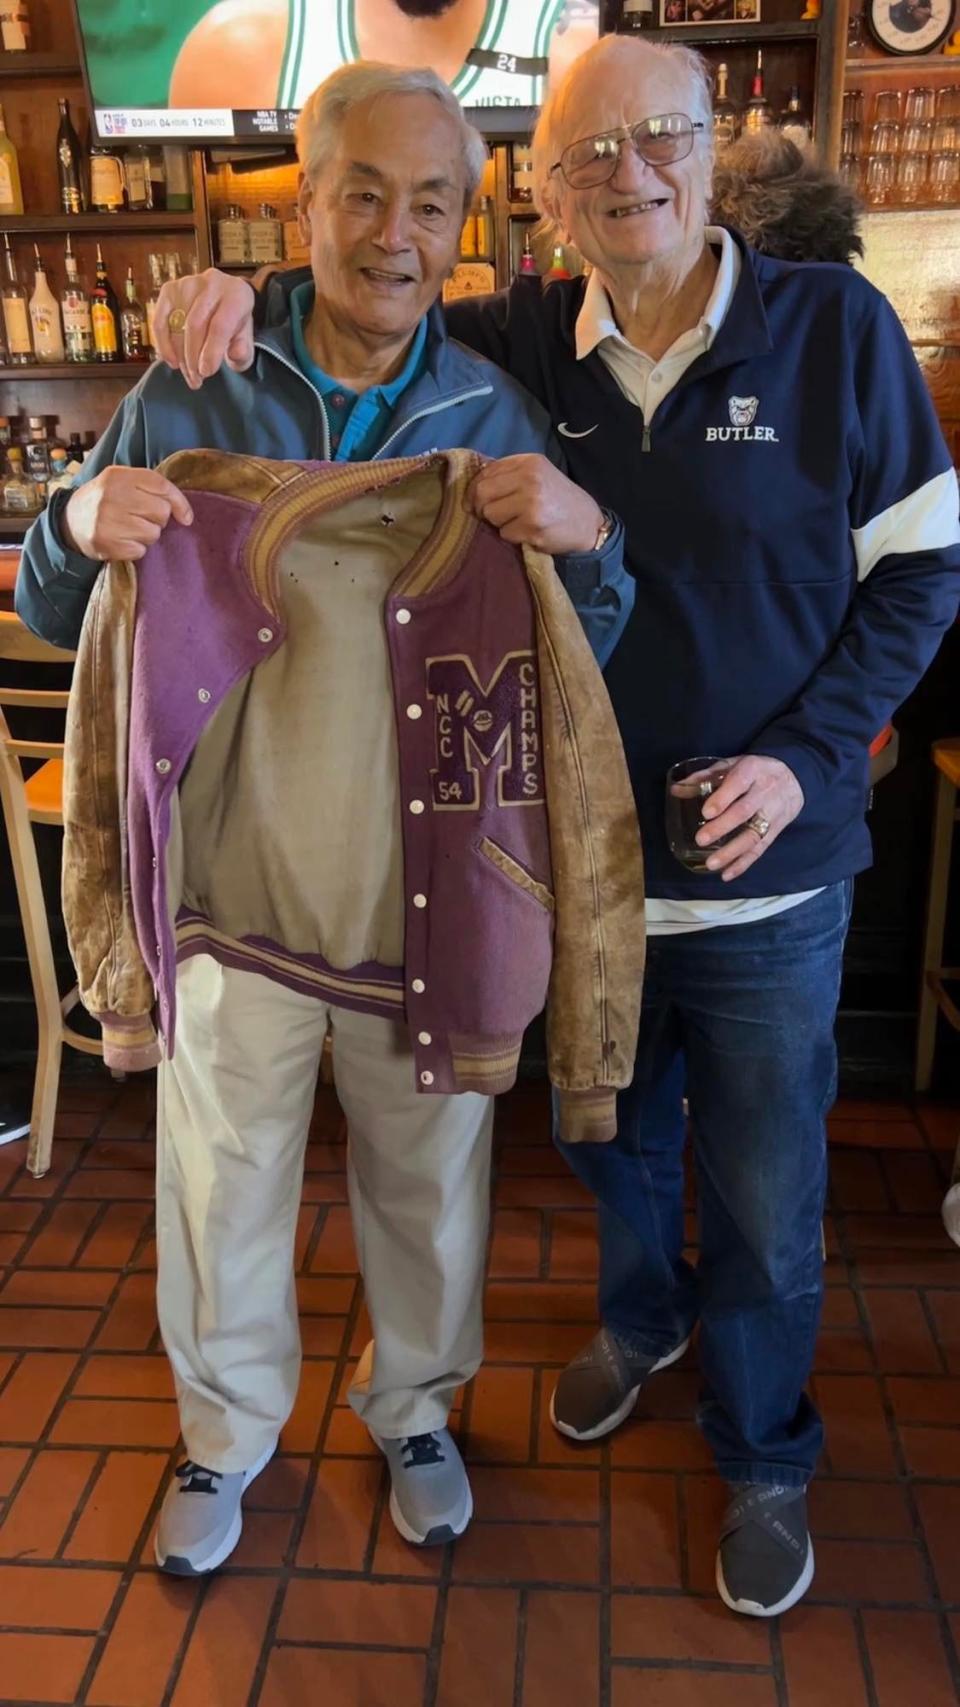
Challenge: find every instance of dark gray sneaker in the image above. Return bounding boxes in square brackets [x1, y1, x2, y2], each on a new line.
[155, 1439, 276, 1576]
[373, 1428, 473, 1546]
[716, 1484, 814, 1617]
[549, 1326, 692, 1442]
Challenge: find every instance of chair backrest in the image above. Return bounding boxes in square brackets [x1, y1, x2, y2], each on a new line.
[0, 611, 74, 782]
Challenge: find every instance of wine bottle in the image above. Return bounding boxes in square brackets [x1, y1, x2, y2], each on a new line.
[743, 50, 774, 133]
[29, 243, 65, 363]
[121, 266, 149, 361]
[779, 87, 812, 148]
[56, 98, 86, 215]
[124, 145, 152, 211]
[713, 63, 739, 149]
[91, 243, 120, 362]
[61, 235, 94, 363]
[1, 233, 33, 364]
[0, 102, 24, 217]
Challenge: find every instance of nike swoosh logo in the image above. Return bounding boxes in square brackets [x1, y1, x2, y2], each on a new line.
[557, 421, 599, 439]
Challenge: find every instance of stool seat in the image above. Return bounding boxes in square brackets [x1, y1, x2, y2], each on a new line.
[24, 759, 63, 826]
[933, 738, 960, 789]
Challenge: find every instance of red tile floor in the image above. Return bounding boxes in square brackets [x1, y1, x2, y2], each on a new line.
[0, 1072, 958, 1706]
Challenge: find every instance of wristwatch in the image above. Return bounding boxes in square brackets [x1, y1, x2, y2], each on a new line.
[592, 512, 613, 553]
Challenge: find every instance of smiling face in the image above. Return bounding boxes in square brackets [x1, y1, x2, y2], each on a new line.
[298, 91, 466, 341]
[549, 50, 713, 275]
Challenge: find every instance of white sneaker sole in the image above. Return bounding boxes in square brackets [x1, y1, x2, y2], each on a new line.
[549, 1333, 693, 1443]
[716, 1536, 815, 1619]
[154, 1437, 277, 1576]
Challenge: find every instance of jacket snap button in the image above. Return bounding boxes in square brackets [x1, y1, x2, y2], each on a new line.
[409, 799, 425, 815]
[395, 609, 411, 625]
[406, 704, 422, 720]
[418, 1031, 432, 1046]
[155, 758, 171, 775]
[197, 688, 211, 703]
[257, 627, 274, 644]
[413, 894, 427, 909]
[420, 1070, 434, 1086]
[411, 978, 425, 994]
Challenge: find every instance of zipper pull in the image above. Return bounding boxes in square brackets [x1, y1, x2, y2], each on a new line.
[641, 422, 652, 454]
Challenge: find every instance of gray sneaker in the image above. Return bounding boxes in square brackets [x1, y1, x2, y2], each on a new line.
[550, 1326, 692, 1442]
[373, 1428, 473, 1546]
[716, 1484, 814, 1618]
[155, 1439, 276, 1576]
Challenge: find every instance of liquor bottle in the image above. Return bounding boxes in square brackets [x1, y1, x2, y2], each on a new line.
[124, 144, 152, 210]
[24, 414, 50, 487]
[144, 252, 163, 355]
[164, 253, 182, 283]
[89, 143, 125, 213]
[1, 233, 33, 364]
[622, 0, 653, 30]
[46, 446, 71, 494]
[91, 243, 120, 362]
[517, 230, 539, 277]
[0, 1, 30, 51]
[56, 98, 86, 214]
[3, 446, 41, 515]
[61, 236, 94, 363]
[742, 50, 774, 133]
[0, 102, 24, 216]
[163, 146, 192, 211]
[29, 244, 65, 363]
[545, 244, 572, 281]
[713, 63, 739, 148]
[511, 144, 534, 203]
[120, 266, 149, 361]
[778, 86, 812, 148]
[66, 432, 85, 465]
[148, 149, 166, 211]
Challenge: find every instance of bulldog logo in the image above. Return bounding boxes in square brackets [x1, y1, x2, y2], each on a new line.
[728, 395, 760, 427]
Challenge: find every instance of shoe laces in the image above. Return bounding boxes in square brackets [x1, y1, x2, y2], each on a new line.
[401, 1433, 445, 1469]
[176, 1460, 222, 1496]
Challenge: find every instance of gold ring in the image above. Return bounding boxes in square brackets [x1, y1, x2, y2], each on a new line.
[749, 813, 771, 840]
[168, 308, 188, 334]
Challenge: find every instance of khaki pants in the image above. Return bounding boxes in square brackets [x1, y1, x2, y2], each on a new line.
[156, 954, 494, 1472]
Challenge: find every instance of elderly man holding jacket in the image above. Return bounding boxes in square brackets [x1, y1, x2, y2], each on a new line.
[16, 61, 638, 1577]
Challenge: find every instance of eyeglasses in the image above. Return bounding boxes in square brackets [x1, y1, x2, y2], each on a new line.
[551, 113, 706, 189]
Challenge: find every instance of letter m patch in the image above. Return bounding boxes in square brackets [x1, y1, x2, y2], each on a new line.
[426, 652, 544, 809]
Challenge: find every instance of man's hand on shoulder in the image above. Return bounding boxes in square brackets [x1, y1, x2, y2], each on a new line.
[62, 467, 194, 563]
[152, 267, 259, 388]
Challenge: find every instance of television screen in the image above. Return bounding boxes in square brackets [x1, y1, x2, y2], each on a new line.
[73, 0, 600, 142]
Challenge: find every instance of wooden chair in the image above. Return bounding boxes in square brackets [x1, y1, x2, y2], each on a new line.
[0, 609, 106, 1178]
[916, 737, 960, 1093]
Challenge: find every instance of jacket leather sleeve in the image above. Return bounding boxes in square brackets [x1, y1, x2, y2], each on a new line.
[525, 546, 645, 1143]
[61, 561, 159, 1072]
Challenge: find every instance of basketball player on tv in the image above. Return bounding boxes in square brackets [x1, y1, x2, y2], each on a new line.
[169, 0, 599, 109]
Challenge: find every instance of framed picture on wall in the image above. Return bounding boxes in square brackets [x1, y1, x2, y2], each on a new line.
[660, 0, 760, 22]
[866, 0, 953, 54]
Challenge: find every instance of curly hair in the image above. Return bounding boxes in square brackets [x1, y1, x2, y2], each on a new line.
[711, 131, 864, 265]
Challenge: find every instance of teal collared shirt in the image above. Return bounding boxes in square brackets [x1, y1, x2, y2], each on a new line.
[288, 281, 428, 462]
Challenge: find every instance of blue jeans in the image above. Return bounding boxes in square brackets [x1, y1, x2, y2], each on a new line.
[557, 882, 853, 1488]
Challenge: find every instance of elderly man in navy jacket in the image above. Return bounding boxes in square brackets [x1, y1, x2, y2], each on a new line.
[122, 36, 959, 1618]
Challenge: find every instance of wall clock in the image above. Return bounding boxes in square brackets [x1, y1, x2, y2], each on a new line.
[867, 0, 954, 55]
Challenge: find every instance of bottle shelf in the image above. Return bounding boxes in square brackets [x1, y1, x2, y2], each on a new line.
[845, 53, 956, 73]
[0, 516, 30, 535]
[0, 214, 198, 235]
[0, 51, 81, 80]
[508, 203, 537, 219]
[0, 363, 139, 380]
[657, 19, 819, 44]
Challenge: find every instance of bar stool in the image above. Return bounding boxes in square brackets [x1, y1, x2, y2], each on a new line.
[916, 737, 960, 1092]
[0, 609, 106, 1178]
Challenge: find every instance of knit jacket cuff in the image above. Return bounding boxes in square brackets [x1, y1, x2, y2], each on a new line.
[95, 1011, 161, 1073]
[555, 1087, 618, 1145]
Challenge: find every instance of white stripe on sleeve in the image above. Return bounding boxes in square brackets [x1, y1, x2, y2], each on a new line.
[852, 467, 960, 582]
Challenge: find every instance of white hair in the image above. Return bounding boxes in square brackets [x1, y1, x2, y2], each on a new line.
[296, 61, 488, 209]
[533, 35, 715, 243]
